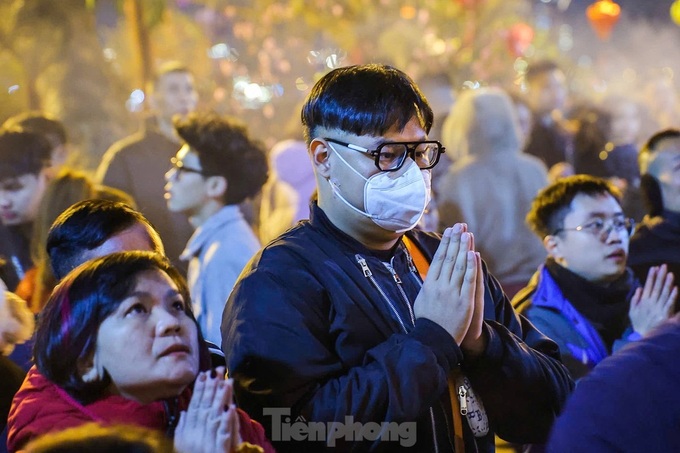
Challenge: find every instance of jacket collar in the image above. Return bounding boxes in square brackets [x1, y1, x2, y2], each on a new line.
[309, 201, 408, 260]
[180, 205, 244, 260]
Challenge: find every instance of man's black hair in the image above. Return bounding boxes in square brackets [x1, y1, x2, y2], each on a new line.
[301, 64, 433, 143]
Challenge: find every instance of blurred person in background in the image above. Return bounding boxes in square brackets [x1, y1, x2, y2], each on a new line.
[2, 112, 71, 175]
[0, 130, 53, 292]
[523, 60, 574, 173]
[438, 87, 547, 298]
[571, 103, 611, 180]
[165, 112, 267, 345]
[629, 129, 680, 290]
[258, 138, 316, 245]
[508, 91, 533, 148]
[599, 95, 642, 188]
[640, 72, 680, 139]
[97, 61, 198, 274]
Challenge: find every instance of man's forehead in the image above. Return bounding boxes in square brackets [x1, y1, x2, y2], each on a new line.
[568, 192, 622, 216]
[319, 121, 427, 144]
[649, 140, 680, 172]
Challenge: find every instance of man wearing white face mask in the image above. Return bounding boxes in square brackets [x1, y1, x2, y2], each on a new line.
[222, 64, 573, 452]
[324, 137, 433, 233]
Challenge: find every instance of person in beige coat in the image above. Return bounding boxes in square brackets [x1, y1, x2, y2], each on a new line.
[437, 87, 548, 297]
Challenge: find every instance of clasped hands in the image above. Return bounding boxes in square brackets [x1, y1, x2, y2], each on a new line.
[175, 366, 262, 453]
[413, 223, 487, 357]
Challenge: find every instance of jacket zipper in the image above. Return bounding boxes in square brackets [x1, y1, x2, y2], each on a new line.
[384, 260, 416, 326]
[356, 255, 408, 334]
[355, 254, 444, 453]
[458, 385, 468, 415]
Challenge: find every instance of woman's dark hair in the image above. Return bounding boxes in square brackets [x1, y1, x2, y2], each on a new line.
[46, 199, 164, 280]
[34, 251, 209, 404]
[301, 64, 434, 142]
[174, 112, 269, 205]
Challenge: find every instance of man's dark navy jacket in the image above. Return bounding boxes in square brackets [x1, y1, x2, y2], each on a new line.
[222, 203, 573, 452]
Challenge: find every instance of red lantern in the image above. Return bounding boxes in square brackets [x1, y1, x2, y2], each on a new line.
[506, 23, 534, 57]
[586, 0, 621, 40]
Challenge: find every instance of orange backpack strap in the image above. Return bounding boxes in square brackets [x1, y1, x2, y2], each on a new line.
[403, 235, 465, 452]
[402, 235, 429, 280]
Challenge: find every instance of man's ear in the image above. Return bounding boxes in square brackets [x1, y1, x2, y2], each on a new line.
[78, 351, 102, 383]
[206, 175, 227, 199]
[543, 234, 562, 260]
[310, 139, 331, 178]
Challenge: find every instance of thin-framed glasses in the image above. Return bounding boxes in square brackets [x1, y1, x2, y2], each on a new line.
[553, 216, 635, 239]
[170, 156, 204, 176]
[324, 138, 445, 172]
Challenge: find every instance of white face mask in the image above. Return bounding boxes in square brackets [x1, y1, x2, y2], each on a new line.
[327, 142, 431, 233]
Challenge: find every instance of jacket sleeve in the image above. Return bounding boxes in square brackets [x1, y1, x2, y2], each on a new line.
[462, 266, 575, 444]
[518, 305, 592, 380]
[222, 265, 463, 427]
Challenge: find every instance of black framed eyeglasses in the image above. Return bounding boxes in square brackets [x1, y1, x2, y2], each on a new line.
[324, 138, 445, 172]
[553, 216, 635, 239]
[170, 156, 204, 176]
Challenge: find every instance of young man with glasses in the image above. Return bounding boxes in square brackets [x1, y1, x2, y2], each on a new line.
[222, 64, 573, 452]
[164, 112, 267, 345]
[515, 174, 677, 380]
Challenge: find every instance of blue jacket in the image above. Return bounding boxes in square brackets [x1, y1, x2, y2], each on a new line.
[222, 203, 573, 452]
[513, 267, 636, 379]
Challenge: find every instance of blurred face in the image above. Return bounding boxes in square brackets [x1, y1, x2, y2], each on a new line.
[608, 101, 640, 146]
[80, 223, 158, 264]
[548, 193, 629, 283]
[527, 69, 567, 116]
[0, 172, 47, 225]
[152, 72, 198, 123]
[649, 139, 680, 206]
[92, 269, 199, 404]
[164, 146, 209, 216]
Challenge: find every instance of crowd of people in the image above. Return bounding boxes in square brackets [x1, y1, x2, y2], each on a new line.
[0, 58, 679, 453]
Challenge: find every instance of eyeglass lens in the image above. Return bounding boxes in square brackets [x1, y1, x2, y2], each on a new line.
[377, 143, 439, 171]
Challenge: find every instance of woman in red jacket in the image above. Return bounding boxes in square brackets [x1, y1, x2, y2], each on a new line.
[7, 251, 273, 453]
